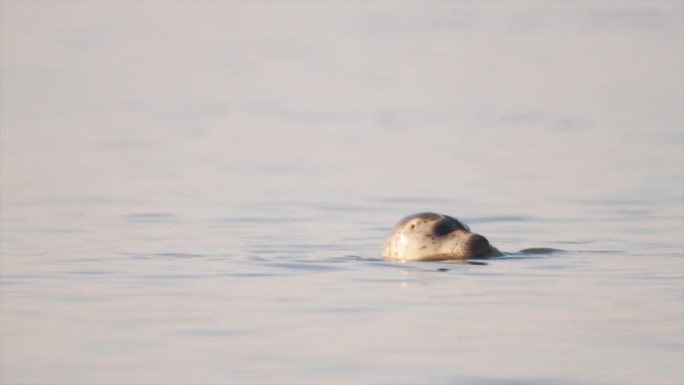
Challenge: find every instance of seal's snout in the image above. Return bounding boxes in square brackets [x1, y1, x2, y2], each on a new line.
[467, 233, 493, 256]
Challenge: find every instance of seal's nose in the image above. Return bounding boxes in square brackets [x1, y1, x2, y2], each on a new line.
[467, 233, 491, 256]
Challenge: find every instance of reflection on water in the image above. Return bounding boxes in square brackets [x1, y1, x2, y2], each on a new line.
[1, 2, 683, 385]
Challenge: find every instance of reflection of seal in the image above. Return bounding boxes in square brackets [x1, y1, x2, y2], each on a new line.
[382, 213, 500, 262]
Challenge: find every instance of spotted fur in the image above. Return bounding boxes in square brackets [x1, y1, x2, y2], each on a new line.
[382, 212, 500, 261]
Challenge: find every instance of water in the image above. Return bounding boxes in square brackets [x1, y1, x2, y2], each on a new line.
[1, 2, 683, 385]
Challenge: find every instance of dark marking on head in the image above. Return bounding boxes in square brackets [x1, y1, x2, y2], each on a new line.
[433, 220, 455, 236]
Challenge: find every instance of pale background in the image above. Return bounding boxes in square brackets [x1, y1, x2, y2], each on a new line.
[1, 2, 683, 385]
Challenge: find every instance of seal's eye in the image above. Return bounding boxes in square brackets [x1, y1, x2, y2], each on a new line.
[433, 222, 454, 236]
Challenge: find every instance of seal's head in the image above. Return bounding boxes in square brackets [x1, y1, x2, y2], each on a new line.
[382, 212, 500, 262]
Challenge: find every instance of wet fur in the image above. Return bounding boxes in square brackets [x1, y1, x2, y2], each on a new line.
[382, 212, 500, 262]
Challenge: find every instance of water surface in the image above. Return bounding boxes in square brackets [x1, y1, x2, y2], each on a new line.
[1, 2, 682, 385]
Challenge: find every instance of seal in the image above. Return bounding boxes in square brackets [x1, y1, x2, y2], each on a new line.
[382, 212, 500, 262]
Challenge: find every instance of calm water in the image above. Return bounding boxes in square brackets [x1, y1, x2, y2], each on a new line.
[1, 2, 683, 385]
